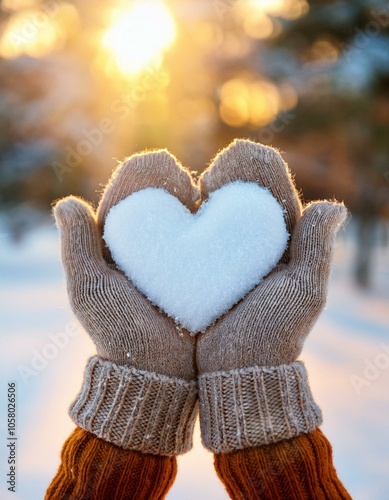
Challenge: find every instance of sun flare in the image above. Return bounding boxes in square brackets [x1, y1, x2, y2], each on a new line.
[101, 0, 176, 77]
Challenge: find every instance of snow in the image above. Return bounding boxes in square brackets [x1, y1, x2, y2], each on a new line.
[104, 181, 289, 333]
[0, 221, 388, 500]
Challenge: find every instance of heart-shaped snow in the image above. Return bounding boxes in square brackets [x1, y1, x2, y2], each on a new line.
[104, 181, 289, 334]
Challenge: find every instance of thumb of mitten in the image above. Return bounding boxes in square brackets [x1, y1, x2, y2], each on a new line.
[54, 196, 108, 281]
[289, 201, 348, 291]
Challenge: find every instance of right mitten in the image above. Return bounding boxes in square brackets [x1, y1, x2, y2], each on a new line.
[196, 139, 351, 499]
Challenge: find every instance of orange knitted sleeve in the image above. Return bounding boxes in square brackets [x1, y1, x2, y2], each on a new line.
[45, 427, 177, 500]
[214, 429, 351, 500]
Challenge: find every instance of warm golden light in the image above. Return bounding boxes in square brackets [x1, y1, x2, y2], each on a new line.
[246, 0, 286, 15]
[0, 4, 78, 59]
[243, 14, 274, 40]
[220, 78, 281, 128]
[101, 0, 176, 77]
[238, 0, 309, 36]
[0, 10, 58, 58]
[244, 0, 309, 18]
[2, 0, 38, 10]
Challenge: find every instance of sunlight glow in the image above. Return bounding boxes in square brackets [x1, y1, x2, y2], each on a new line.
[244, 0, 308, 18]
[246, 0, 285, 15]
[239, 0, 309, 39]
[2, 0, 39, 10]
[220, 78, 281, 127]
[101, 1, 176, 77]
[0, 10, 58, 58]
[0, 4, 78, 59]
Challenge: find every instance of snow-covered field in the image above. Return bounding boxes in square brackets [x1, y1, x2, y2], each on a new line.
[0, 223, 388, 500]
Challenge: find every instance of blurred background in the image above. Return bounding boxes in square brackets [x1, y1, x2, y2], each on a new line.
[0, 0, 388, 499]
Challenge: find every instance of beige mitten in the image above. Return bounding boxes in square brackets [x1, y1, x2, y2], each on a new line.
[54, 151, 199, 456]
[196, 140, 347, 453]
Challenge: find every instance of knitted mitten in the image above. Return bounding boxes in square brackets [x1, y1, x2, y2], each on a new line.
[196, 139, 347, 453]
[54, 151, 199, 456]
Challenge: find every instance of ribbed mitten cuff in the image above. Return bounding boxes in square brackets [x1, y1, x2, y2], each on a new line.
[199, 361, 322, 453]
[69, 356, 198, 456]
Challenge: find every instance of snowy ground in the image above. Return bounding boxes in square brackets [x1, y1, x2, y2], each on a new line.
[0, 223, 388, 500]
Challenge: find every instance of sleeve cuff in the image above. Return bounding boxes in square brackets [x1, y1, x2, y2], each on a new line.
[69, 356, 198, 456]
[199, 360, 322, 454]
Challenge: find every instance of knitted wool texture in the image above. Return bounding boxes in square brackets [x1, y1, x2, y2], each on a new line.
[45, 427, 177, 500]
[54, 151, 199, 456]
[214, 428, 352, 500]
[46, 426, 351, 500]
[197, 139, 348, 453]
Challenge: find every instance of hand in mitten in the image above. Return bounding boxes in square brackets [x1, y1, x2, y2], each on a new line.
[196, 140, 347, 453]
[54, 151, 199, 456]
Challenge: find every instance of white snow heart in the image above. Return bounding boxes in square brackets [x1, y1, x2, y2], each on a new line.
[104, 181, 289, 334]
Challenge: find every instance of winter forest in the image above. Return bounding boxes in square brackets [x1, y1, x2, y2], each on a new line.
[0, 0, 388, 499]
[1, 0, 389, 283]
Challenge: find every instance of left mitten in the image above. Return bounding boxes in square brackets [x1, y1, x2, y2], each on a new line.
[54, 150, 199, 456]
